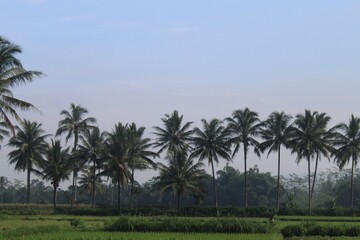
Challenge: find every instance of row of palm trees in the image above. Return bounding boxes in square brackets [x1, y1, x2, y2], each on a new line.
[150, 109, 360, 215]
[1, 36, 360, 214]
[4, 105, 360, 214]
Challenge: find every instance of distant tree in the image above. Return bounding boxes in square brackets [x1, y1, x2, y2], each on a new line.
[0, 176, 9, 203]
[191, 118, 231, 211]
[78, 126, 105, 207]
[259, 111, 292, 211]
[78, 167, 104, 205]
[56, 103, 96, 205]
[153, 110, 193, 154]
[226, 107, 263, 207]
[289, 110, 329, 214]
[0, 36, 43, 134]
[154, 149, 207, 210]
[7, 120, 49, 203]
[103, 123, 131, 211]
[37, 140, 72, 208]
[126, 123, 158, 209]
[332, 115, 360, 210]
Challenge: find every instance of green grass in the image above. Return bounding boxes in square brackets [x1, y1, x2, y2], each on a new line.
[3, 214, 360, 240]
[0, 230, 283, 240]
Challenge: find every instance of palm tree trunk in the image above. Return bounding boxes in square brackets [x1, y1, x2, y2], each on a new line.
[210, 160, 218, 208]
[276, 146, 281, 212]
[244, 148, 248, 208]
[92, 161, 96, 208]
[117, 172, 121, 213]
[53, 185, 57, 209]
[26, 166, 31, 204]
[74, 171, 78, 204]
[177, 188, 181, 214]
[351, 156, 355, 211]
[129, 167, 134, 209]
[71, 170, 75, 207]
[311, 151, 319, 203]
[308, 157, 311, 215]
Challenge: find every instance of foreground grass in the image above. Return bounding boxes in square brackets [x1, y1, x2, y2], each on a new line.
[0, 229, 283, 240]
[3, 215, 360, 239]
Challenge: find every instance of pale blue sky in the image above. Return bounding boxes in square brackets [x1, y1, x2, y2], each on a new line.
[1, 0, 360, 184]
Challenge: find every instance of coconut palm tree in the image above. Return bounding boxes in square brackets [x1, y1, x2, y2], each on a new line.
[259, 111, 292, 211]
[154, 148, 207, 211]
[153, 110, 193, 154]
[0, 36, 43, 134]
[103, 123, 131, 211]
[56, 103, 96, 205]
[310, 113, 333, 202]
[78, 126, 105, 207]
[226, 108, 263, 207]
[289, 110, 329, 214]
[332, 115, 360, 210]
[78, 167, 104, 205]
[126, 123, 158, 208]
[190, 118, 231, 211]
[7, 120, 49, 203]
[37, 140, 72, 208]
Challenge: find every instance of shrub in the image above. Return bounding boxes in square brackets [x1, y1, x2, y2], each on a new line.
[103, 216, 273, 233]
[70, 218, 86, 229]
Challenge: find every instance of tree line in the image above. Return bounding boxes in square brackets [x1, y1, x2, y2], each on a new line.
[1, 36, 360, 215]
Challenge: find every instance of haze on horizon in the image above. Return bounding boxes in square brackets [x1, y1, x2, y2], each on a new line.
[1, 0, 360, 186]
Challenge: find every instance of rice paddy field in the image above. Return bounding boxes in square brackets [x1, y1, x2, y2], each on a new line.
[1, 214, 360, 239]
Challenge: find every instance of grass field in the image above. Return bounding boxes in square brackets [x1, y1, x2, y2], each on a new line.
[2, 215, 360, 239]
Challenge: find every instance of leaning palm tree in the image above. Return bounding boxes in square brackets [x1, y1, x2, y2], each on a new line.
[7, 120, 49, 203]
[0, 36, 43, 133]
[153, 110, 193, 154]
[332, 115, 360, 210]
[126, 123, 158, 209]
[154, 148, 207, 211]
[226, 108, 263, 207]
[37, 140, 72, 209]
[259, 111, 292, 211]
[310, 113, 333, 202]
[56, 103, 96, 205]
[103, 123, 131, 211]
[190, 118, 231, 211]
[289, 110, 329, 215]
[78, 126, 105, 207]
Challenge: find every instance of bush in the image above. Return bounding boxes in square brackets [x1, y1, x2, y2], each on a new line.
[280, 222, 360, 238]
[103, 216, 273, 233]
[70, 218, 86, 229]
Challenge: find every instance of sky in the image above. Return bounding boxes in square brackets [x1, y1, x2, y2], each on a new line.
[1, 0, 360, 187]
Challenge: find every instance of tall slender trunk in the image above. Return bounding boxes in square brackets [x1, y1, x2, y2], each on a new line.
[53, 185, 57, 209]
[210, 160, 218, 208]
[117, 172, 121, 213]
[244, 148, 248, 208]
[311, 151, 319, 203]
[210, 159, 219, 216]
[26, 165, 31, 204]
[351, 156, 355, 210]
[308, 157, 312, 215]
[92, 160, 96, 208]
[110, 180, 114, 207]
[172, 189, 176, 209]
[129, 167, 134, 209]
[276, 146, 281, 212]
[74, 171, 78, 203]
[177, 188, 181, 214]
[71, 170, 75, 207]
